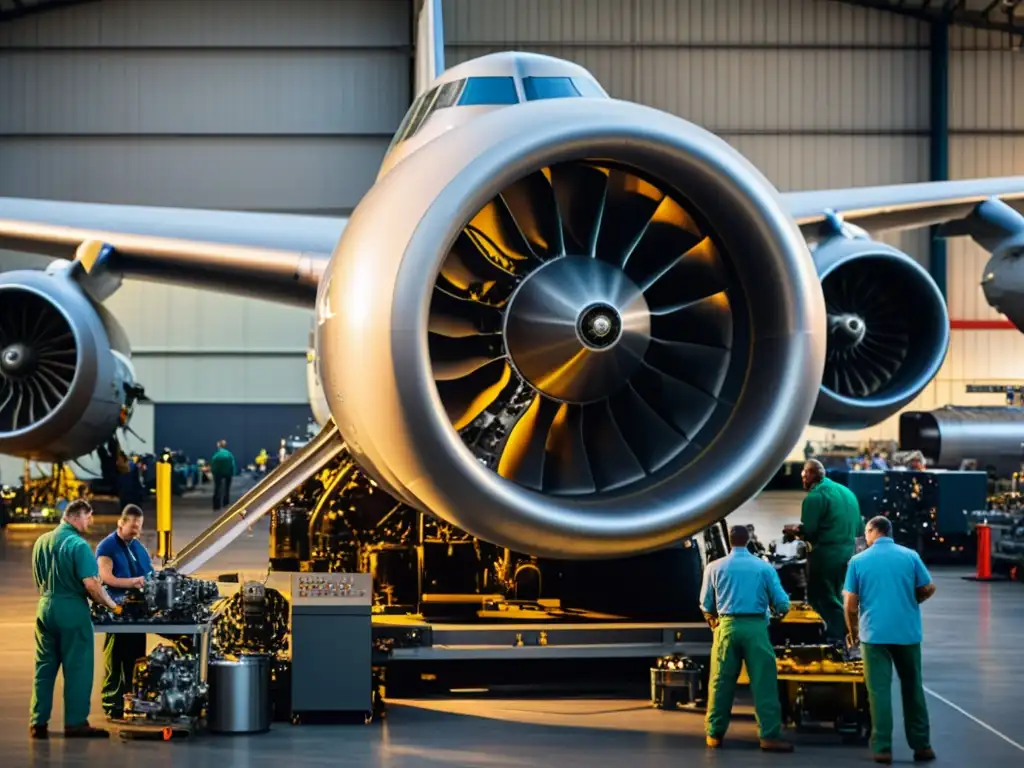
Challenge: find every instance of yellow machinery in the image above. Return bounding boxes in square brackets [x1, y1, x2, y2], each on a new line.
[156, 456, 173, 561]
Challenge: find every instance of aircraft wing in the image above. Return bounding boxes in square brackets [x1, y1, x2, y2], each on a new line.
[784, 177, 1024, 238]
[0, 197, 346, 306]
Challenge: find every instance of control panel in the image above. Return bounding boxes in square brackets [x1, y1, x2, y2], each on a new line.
[290, 572, 372, 607]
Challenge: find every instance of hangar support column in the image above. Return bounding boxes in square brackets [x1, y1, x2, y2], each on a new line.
[929, 19, 950, 301]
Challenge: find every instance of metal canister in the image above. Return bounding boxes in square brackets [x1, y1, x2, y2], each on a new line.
[207, 654, 272, 734]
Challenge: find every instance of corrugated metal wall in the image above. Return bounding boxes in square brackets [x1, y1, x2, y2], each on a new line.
[443, 0, 937, 455]
[0, 0, 410, 480]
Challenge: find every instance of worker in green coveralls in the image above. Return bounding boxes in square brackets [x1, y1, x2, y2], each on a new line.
[844, 515, 936, 764]
[699, 525, 793, 753]
[784, 459, 863, 642]
[29, 499, 120, 739]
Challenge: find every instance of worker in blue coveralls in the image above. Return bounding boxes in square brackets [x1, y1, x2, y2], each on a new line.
[96, 504, 154, 718]
[30, 499, 119, 739]
[843, 515, 936, 765]
[700, 524, 793, 753]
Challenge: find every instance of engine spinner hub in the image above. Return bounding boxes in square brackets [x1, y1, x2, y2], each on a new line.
[829, 312, 867, 348]
[503, 255, 651, 404]
[0, 343, 35, 379]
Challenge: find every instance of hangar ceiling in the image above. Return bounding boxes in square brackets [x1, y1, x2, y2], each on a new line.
[837, 0, 1024, 36]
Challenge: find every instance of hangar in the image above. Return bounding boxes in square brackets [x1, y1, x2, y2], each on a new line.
[1, 1, 1024, 764]
[1, 0, 1023, 475]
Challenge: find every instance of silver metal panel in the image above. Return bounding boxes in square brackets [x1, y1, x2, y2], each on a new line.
[0, 137, 387, 212]
[104, 284, 313, 354]
[0, 51, 408, 136]
[0, 0, 410, 48]
[131, 355, 308, 404]
[443, 0, 928, 48]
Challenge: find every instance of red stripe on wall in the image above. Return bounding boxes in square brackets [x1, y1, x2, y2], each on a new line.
[949, 319, 1017, 330]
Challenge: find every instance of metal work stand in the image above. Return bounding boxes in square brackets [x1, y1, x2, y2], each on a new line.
[92, 620, 214, 741]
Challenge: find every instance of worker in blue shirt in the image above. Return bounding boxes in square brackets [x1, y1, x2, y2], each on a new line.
[699, 525, 793, 753]
[95, 504, 154, 718]
[843, 515, 936, 764]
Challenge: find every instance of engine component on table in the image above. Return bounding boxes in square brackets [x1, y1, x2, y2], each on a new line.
[808, 227, 948, 430]
[124, 644, 207, 721]
[318, 96, 826, 559]
[211, 583, 290, 658]
[0, 263, 144, 462]
[143, 569, 220, 622]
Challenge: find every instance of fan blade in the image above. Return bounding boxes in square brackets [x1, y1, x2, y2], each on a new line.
[650, 292, 733, 350]
[499, 170, 565, 260]
[543, 403, 596, 494]
[641, 237, 730, 310]
[580, 399, 646, 491]
[429, 333, 504, 381]
[608, 384, 684, 473]
[645, 339, 731, 398]
[621, 195, 703, 282]
[594, 169, 664, 266]
[631, 364, 718, 441]
[429, 289, 503, 338]
[548, 162, 609, 257]
[469, 197, 545, 273]
[497, 395, 561, 490]
[438, 230, 518, 303]
[436, 360, 513, 431]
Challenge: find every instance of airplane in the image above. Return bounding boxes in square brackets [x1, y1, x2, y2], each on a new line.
[3, 46, 1024, 568]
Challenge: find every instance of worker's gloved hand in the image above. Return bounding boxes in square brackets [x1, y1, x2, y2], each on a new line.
[845, 631, 859, 648]
[111, 604, 124, 616]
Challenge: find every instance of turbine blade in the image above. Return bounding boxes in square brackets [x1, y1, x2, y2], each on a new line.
[497, 395, 561, 490]
[580, 399, 646, 491]
[543, 403, 596, 494]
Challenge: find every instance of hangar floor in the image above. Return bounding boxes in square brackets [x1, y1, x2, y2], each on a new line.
[1, 489, 1023, 766]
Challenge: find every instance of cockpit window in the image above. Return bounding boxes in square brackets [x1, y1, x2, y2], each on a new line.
[387, 79, 467, 152]
[522, 77, 581, 101]
[458, 77, 519, 106]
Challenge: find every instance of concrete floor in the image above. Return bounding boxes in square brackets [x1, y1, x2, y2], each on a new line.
[1, 487, 1023, 766]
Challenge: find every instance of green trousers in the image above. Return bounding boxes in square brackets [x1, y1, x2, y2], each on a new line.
[808, 548, 851, 642]
[862, 642, 931, 755]
[705, 616, 782, 740]
[102, 632, 147, 716]
[30, 596, 94, 728]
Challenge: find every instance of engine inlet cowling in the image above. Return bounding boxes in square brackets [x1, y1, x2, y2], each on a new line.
[318, 97, 826, 558]
[0, 267, 137, 462]
[809, 235, 949, 430]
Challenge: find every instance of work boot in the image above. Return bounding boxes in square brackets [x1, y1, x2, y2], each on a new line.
[705, 735, 723, 748]
[64, 723, 110, 738]
[914, 748, 936, 762]
[759, 739, 794, 752]
[872, 752, 893, 765]
[28, 724, 47, 739]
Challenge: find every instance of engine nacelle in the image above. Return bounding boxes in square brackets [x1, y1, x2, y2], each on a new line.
[0, 264, 138, 462]
[317, 97, 826, 559]
[809, 233, 949, 430]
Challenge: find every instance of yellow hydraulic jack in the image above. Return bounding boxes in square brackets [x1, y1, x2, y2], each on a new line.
[156, 456, 173, 564]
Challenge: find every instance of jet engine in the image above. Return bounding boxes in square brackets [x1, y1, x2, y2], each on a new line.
[317, 98, 827, 558]
[0, 264, 139, 461]
[808, 232, 949, 430]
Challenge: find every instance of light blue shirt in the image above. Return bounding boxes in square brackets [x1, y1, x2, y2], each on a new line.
[700, 547, 791, 618]
[843, 537, 932, 645]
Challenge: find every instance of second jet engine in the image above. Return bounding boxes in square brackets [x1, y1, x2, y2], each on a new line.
[808, 226, 950, 430]
[0, 262, 142, 461]
[317, 97, 827, 559]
